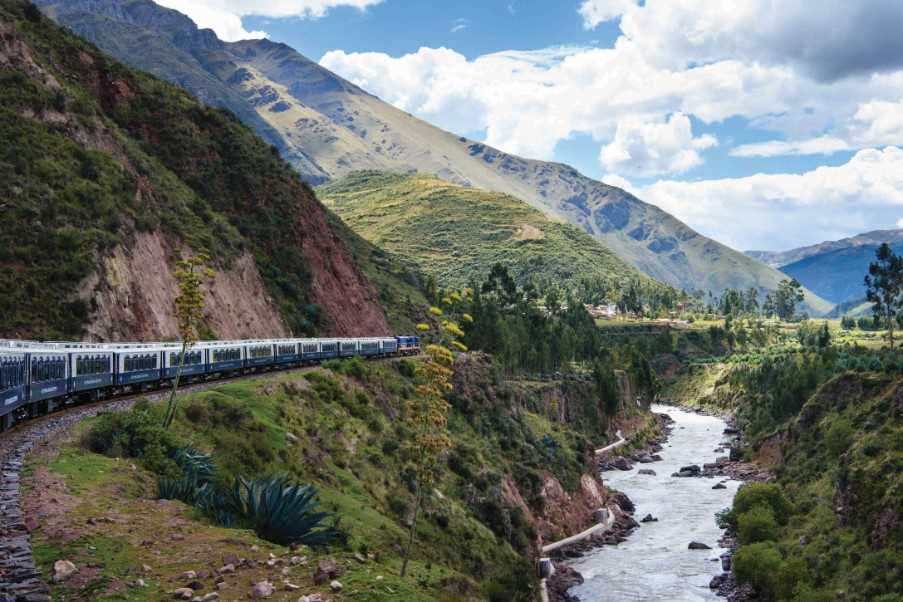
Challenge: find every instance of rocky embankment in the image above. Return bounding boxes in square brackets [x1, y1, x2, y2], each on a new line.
[544, 413, 673, 601]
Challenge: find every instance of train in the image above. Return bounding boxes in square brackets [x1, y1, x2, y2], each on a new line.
[0, 335, 421, 431]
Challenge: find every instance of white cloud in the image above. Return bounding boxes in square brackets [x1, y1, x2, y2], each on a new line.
[154, 0, 382, 41]
[578, 0, 637, 29]
[852, 99, 903, 147]
[731, 136, 851, 158]
[599, 113, 716, 176]
[450, 18, 469, 34]
[615, 0, 903, 81]
[635, 147, 903, 250]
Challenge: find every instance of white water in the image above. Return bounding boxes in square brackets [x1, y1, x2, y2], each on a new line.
[568, 404, 740, 602]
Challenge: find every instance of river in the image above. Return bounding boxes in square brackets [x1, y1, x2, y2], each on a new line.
[568, 404, 740, 601]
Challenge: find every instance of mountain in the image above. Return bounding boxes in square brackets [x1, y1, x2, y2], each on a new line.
[747, 228, 903, 268]
[318, 171, 660, 290]
[0, 0, 419, 340]
[746, 229, 903, 304]
[780, 242, 903, 304]
[38, 0, 832, 314]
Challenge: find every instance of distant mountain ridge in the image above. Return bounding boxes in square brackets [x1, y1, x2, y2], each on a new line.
[747, 229, 903, 268]
[780, 241, 903, 304]
[38, 0, 831, 314]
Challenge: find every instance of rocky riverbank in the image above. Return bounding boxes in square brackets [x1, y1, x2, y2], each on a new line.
[544, 413, 674, 601]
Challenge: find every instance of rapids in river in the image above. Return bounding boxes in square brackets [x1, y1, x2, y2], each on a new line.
[568, 404, 740, 601]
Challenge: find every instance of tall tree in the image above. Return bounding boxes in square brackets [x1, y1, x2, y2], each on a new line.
[864, 243, 903, 349]
[162, 255, 214, 429]
[774, 278, 804, 321]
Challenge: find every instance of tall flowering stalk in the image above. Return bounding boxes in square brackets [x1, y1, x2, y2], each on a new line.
[399, 288, 470, 577]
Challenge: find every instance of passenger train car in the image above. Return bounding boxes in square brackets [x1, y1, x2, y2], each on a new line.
[0, 335, 419, 431]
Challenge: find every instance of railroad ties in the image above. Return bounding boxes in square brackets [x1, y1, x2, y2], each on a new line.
[0, 397, 141, 601]
[1, 427, 50, 601]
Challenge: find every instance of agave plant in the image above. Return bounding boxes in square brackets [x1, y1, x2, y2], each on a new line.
[170, 445, 216, 483]
[221, 475, 344, 547]
[157, 475, 209, 505]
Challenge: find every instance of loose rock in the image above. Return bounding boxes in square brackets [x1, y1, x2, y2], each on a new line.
[52, 559, 77, 583]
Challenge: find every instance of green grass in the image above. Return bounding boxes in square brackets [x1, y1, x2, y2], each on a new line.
[318, 171, 661, 291]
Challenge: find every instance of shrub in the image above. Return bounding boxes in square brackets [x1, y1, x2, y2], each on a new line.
[733, 542, 783, 599]
[84, 405, 180, 476]
[737, 505, 778, 544]
[825, 418, 854, 457]
[733, 482, 793, 525]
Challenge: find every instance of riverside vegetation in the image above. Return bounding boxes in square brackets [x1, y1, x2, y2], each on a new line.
[665, 322, 902, 598]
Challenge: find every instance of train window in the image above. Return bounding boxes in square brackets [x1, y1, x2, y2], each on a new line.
[278, 344, 295, 355]
[303, 343, 318, 353]
[249, 345, 271, 358]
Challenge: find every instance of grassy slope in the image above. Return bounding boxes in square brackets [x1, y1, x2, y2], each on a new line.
[743, 373, 902, 600]
[318, 171, 658, 290]
[323, 209, 429, 334]
[25, 358, 637, 600]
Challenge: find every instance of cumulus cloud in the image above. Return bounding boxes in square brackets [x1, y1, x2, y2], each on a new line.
[578, 0, 637, 29]
[633, 147, 903, 250]
[322, 40, 903, 169]
[599, 113, 717, 176]
[613, 0, 903, 82]
[154, 0, 382, 41]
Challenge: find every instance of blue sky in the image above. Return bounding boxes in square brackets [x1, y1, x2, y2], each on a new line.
[158, 0, 903, 251]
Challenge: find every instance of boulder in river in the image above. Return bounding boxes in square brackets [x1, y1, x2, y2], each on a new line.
[673, 464, 701, 477]
[638, 469, 656, 476]
[688, 541, 712, 550]
[640, 514, 658, 523]
[712, 482, 727, 489]
[612, 456, 633, 471]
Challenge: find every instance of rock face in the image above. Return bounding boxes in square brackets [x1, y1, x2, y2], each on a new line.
[0, 0, 394, 340]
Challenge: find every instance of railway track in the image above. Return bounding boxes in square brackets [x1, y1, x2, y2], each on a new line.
[0, 357, 416, 600]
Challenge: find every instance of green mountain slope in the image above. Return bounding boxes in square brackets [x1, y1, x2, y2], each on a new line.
[0, 0, 414, 339]
[780, 243, 903, 304]
[36, 0, 832, 313]
[318, 171, 659, 290]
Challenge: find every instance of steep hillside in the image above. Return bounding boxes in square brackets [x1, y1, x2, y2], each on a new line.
[318, 171, 658, 290]
[780, 242, 903, 304]
[0, 0, 395, 340]
[36, 0, 832, 313]
[23, 355, 658, 600]
[748, 228, 903, 268]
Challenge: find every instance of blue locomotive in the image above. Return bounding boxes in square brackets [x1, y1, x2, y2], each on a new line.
[0, 335, 420, 431]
